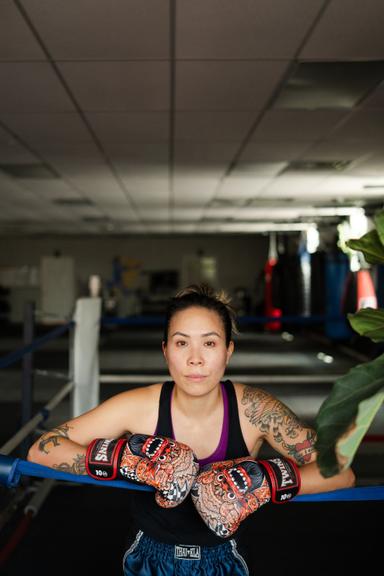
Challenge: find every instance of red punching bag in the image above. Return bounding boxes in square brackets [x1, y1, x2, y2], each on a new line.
[357, 270, 377, 310]
[264, 233, 282, 331]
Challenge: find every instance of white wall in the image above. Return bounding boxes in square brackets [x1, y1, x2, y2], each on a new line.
[0, 234, 269, 320]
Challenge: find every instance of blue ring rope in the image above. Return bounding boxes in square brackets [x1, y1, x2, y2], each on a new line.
[0, 321, 75, 369]
[1, 456, 383, 502]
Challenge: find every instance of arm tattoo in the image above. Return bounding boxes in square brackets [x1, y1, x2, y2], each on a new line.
[53, 454, 86, 475]
[241, 387, 317, 465]
[38, 423, 72, 454]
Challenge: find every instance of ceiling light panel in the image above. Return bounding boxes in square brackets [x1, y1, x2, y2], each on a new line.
[23, 0, 169, 60]
[58, 62, 169, 111]
[0, 163, 58, 179]
[274, 61, 384, 110]
[177, 0, 324, 59]
[176, 61, 288, 110]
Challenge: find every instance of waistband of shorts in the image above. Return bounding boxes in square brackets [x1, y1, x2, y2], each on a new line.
[133, 530, 237, 561]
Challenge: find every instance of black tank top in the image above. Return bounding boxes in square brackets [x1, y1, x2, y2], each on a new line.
[126, 380, 251, 546]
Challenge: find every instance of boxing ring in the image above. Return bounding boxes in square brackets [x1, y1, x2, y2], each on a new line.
[1, 298, 383, 572]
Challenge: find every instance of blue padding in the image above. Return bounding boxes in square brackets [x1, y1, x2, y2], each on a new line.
[0, 321, 75, 369]
[0, 456, 152, 492]
[1, 455, 383, 502]
[295, 486, 384, 502]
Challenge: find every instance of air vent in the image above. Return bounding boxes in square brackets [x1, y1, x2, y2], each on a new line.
[283, 160, 350, 173]
[82, 216, 108, 223]
[208, 198, 245, 207]
[274, 61, 384, 110]
[0, 163, 59, 179]
[54, 198, 93, 206]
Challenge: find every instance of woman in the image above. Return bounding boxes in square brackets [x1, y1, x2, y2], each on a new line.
[28, 284, 355, 575]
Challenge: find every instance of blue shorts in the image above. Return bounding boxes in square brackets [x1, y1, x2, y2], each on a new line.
[123, 531, 249, 575]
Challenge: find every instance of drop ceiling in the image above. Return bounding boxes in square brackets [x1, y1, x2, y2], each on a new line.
[0, 0, 383, 235]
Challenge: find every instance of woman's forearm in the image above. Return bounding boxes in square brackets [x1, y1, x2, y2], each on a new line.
[27, 423, 87, 475]
[298, 461, 355, 494]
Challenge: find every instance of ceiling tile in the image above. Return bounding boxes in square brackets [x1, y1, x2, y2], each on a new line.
[252, 110, 347, 141]
[0, 124, 38, 163]
[0, 0, 47, 61]
[175, 141, 240, 168]
[102, 205, 139, 222]
[110, 144, 169, 166]
[0, 63, 75, 112]
[176, 61, 288, 110]
[173, 175, 219, 199]
[301, 140, 374, 162]
[20, 178, 80, 200]
[362, 82, 384, 109]
[216, 177, 272, 200]
[177, 0, 323, 59]
[239, 140, 311, 163]
[59, 62, 169, 111]
[301, 0, 384, 60]
[1, 113, 100, 155]
[23, 0, 169, 60]
[175, 111, 256, 140]
[87, 112, 169, 152]
[330, 110, 384, 141]
[260, 174, 328, 198]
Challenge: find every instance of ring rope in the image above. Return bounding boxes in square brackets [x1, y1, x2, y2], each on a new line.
[1, 456, 383, 502]
[0, 321, 74, 369]
[0, 381, 74, 455]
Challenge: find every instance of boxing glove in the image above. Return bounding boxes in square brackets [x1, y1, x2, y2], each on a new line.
[191, 457, 300, 537]
[86, 434, 199, 508]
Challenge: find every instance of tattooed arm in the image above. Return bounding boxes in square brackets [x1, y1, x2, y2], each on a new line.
[27, 384, 161, 474]
[240, 386, 355, 494]
[28, 423, 88, 475]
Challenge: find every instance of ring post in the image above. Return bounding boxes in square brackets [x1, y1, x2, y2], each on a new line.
[71, 298, 102, 418]
[21, 301, 35, 458]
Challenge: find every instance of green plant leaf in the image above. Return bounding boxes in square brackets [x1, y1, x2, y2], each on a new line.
[337, 389, 384, 469]
[346, 230, 384, 264]
[315, 353, 384, 477]
[374, 210, 384, 246]
[348, 308, 384, 342]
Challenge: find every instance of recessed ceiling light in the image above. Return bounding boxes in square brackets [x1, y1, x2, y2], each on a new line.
[0, 163, 59, 179]
[274, 61, 384, 109]
[284, 160, 350, 173]
[54, 198, 93, 206]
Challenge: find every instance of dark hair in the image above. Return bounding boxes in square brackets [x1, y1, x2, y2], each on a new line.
[163, 284, 238, 346]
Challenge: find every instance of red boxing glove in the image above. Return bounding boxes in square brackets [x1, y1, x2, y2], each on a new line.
[86, 434, 199, 508]
[191, 457, 300, 538]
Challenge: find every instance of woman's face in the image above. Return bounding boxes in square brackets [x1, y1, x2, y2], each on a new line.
[162, 306, 234, 396]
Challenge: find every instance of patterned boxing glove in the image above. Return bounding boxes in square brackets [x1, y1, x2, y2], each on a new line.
[191, 456, 300, 537]
[86, 434, 199, 508]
